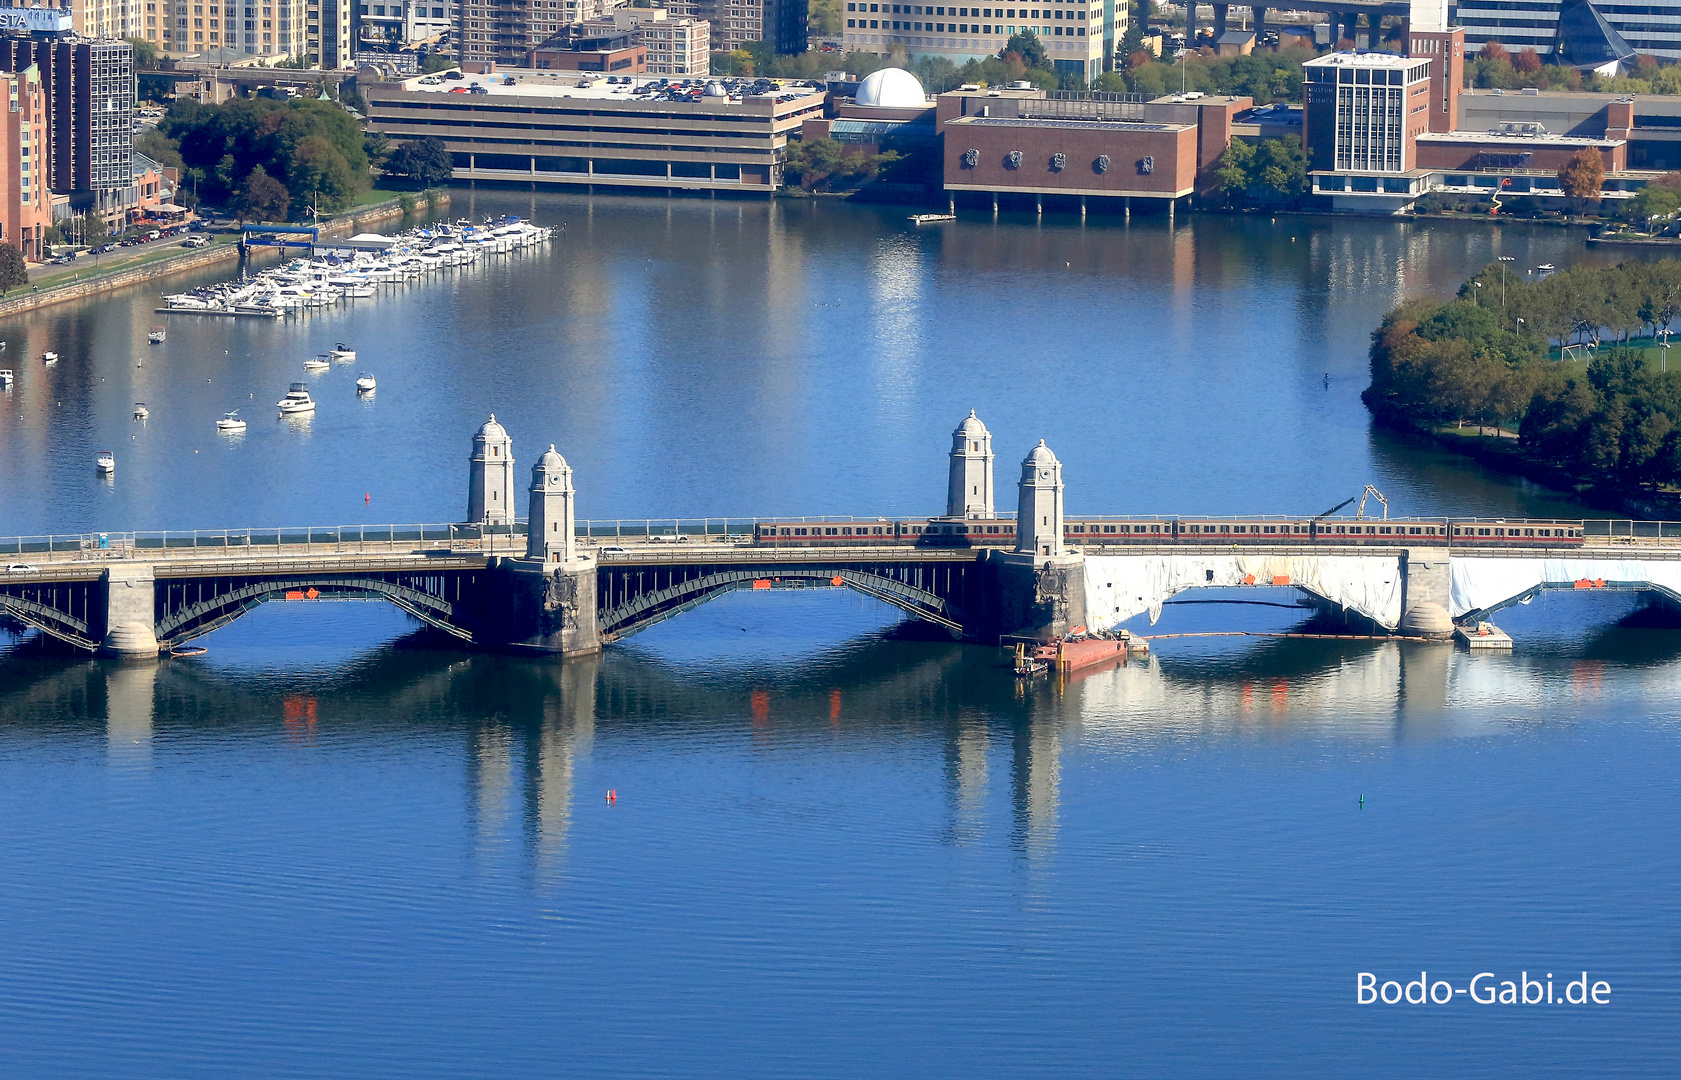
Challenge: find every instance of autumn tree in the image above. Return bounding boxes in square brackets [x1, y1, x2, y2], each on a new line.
[1559, 146, 1606, 202]
[236, 164, 290, 222]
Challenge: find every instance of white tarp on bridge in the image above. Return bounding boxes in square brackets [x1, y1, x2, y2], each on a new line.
[1450, 556, 1681, 617]
[1083, 553, 1404, 631]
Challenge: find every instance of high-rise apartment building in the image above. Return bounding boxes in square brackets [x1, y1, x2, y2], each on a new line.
[162, 0, 309, 57]
[73, 0, 144, 39]
[355, 0, 457, 52]
[0, 64, 51, 261]
[842, 0, 1115, 83]
[537, 8, 708, 74]
[308, 0, 354, 65]
[691, 0, 806, 54]
[0, 37, 134, 198]
[458, 0, 621, 65]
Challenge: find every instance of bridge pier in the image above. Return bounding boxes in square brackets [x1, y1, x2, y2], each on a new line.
[101, 564, 159, 656]
[487, 558, 600, 657]
[1398, 548, 1454, 639]
[973, 551, 1088, 644]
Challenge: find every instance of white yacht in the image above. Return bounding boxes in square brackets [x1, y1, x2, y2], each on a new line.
[41, 351, 57, 365]
[330, 342, 356, 362]
[0, 369, 12, 388]
[148, 327, 166, 344]
[304, 355, 331, 371]
[277, 383, 316, 414]
[133, 402, 149, 420]
[96, 450, 115, 474]
[355, 372, 376, 392]
[217, 411, 247, 432]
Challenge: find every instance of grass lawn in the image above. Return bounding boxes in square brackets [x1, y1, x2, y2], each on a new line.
[22, 235, 239, 291]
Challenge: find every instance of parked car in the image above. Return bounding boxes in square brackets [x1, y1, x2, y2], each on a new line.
[95, 243, 117, 253]
[597, 545, 630, 556]
[144, 229, 161, 240]
[181, 235, 210, 247]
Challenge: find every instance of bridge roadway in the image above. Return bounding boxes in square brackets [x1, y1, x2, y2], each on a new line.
[9, 523, 1681, 655]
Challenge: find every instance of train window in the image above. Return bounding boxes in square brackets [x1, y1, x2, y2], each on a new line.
[795, 528, 808, 536]
[827, 528, 838, 536]
[1262, 526, 1275, 534]
[1494, 529, 1505, 537]
[1524, 529, 1534, 536]
[841, 528, 851, 535]
[1425, 527, 1436, 534]
[1221, 526, 1232, 533]
[1334, 526, 1345, 534]
[1478, 529, 1490, 536]
[957, 526, 968, 534]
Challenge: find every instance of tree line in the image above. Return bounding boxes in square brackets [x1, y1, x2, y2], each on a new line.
[1364, 260, 1681, 489]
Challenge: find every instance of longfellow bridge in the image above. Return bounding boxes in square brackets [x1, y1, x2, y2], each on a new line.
[7, 413, 1681, 657]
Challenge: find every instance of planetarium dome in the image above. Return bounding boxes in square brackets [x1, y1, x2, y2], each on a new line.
[854, 67, 927, 109]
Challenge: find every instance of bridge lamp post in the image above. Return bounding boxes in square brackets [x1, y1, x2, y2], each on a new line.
[1498, 256, 1515, 309]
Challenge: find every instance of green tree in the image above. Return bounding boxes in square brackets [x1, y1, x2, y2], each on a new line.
[420, 53, 455, 74]
[1622, 182, 1681, 229]
[1211, 136, 1306, 207]
[288, 135, 357, 214]
[236, 164, 290, 222]
[809, 0, 842, 36]
[135, 127, 184, 172]
[0, 243, 28, 293]
[126, 36, 161, 68]
[386, 136, 455, 186]
[782, 137, 901, 191]
[1001, 31, 1047, 71]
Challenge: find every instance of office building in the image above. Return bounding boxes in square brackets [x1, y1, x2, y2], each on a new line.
[688, 0, 806, 54]
[364, 70, 824, 190]
[1302, 51, 1433, 175]
[1454, 0, 1681, 64]
[843, 0, 1116, 84]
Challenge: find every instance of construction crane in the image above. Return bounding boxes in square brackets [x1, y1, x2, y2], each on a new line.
[1314, 485, 1389, 521]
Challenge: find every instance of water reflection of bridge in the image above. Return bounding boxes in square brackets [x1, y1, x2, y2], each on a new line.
[8, 622, 1675, 876]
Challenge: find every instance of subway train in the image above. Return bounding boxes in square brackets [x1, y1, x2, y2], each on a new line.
[752, 517, 1589, 548]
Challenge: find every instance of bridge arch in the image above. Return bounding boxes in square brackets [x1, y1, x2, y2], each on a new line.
[599, 565, 965, 640]
[1450, 555, 1681, 623]
[1082, 552, 1405, 631]
[0, 580, 100, 651]
[156, 572, 478, 648]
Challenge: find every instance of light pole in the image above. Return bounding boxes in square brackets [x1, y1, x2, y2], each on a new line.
[1498, 255, 1515, 308]
[1473, 280, 1483, 306]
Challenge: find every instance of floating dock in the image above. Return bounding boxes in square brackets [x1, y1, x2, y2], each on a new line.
[1455, 621, 1513, 650]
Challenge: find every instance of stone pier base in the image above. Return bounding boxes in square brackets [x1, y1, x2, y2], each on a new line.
[971, 550, 1088, 643]
[101, 565, 159, 656]
[487, 557, 600, 656]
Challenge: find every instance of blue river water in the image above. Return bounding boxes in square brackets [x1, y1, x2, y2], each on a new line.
[1, 194, 1677, 1077]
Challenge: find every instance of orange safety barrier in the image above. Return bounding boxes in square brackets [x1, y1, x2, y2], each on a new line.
[1242, 573, 1257, 585]
[752, 579, 772, 589]
[1272, 575, 1291, 586]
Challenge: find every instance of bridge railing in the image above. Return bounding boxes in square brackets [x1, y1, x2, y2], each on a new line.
[0, 523, 534, 561]
[1583, 519, 1681, 542]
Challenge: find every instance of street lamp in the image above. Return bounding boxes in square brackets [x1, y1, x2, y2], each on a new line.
[1498, 255, 1515, 308]
[1473, 280, 1484, 306]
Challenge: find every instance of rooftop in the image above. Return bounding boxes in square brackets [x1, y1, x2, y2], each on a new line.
[1304, 50, 1422, 68]
[390, 70, 824, 106]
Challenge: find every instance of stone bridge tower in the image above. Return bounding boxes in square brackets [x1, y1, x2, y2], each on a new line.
[947, 410, 995, 519]
[468, 414, 516, 526]
[527, 445, 576, 564]
[1015, 440, 1065, 557]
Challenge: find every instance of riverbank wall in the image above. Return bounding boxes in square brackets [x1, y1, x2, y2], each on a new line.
[0, 191, 449, 319]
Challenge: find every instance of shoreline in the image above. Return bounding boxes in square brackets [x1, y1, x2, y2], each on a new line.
[0, 191, 450, 319]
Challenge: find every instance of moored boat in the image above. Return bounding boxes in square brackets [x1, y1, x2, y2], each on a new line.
[217, 410, 247, 432]
[277, 383, 315, 414]
[355, 372, 376, 392]
[96, 450, 115, 474]
[133, 402, 149, 419]
[148, 326, 166, 344]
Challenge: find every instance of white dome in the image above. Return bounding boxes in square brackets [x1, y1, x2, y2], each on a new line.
[855, 67, 926, 109]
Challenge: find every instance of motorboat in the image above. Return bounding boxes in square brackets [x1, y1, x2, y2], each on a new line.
[133, 402, 149, 420]
[355, 372, 376, 392]
[96, 450, 115, 474]
[304, 355, 331, 371]
[330, 342, 356, 362]
[277, 383, 315, 414]
[147, 326, 166, 344]
[0, 369, 12, 388]
[216, 410, 247, 432]
[41, 351, 57, 365]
